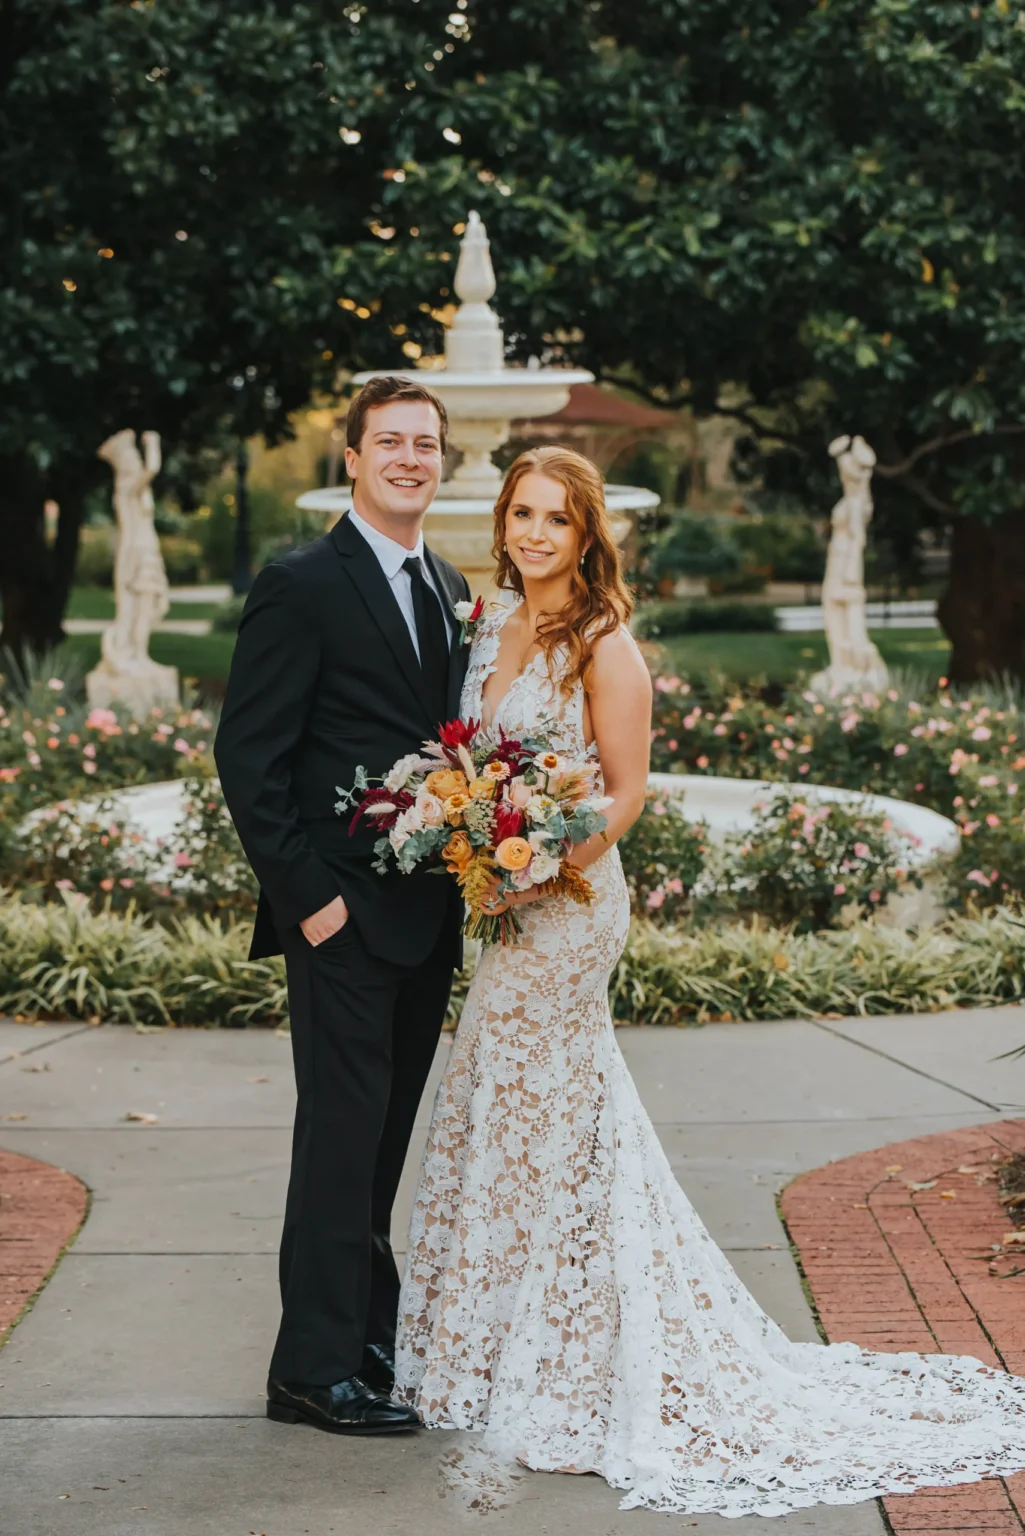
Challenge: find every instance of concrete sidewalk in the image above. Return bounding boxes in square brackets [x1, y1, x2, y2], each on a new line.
[1, 1006, 1023, 1536]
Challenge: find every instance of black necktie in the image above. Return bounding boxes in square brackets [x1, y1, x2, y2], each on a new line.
[403, 556, 449, 724]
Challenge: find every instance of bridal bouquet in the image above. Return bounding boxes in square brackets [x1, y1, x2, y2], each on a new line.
[335, 720, 610, 944]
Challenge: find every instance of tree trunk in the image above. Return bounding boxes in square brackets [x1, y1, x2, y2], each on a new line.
[0, 469, 84, 657]
[936, 512, 1025, 685]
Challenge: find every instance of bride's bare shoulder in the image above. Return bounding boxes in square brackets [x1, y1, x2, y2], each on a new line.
[590, 624, 651, 693]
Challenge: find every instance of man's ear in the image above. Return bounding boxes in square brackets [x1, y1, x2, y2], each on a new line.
[344, 443, 360, 480]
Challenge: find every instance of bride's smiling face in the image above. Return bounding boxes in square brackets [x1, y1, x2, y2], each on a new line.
[503, 471, 582, 584]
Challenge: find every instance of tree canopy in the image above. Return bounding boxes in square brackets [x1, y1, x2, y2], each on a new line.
[4, 0, 1024, 674]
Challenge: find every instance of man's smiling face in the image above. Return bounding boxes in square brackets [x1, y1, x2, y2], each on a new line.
[345, 399, 444, 528]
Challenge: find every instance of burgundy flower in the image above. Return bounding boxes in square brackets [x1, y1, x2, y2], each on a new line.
[349, 786, 413, 836]
[493, 801, 525, 842]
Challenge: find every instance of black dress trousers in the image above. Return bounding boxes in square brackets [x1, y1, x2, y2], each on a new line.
[270, 914, 455, 1386]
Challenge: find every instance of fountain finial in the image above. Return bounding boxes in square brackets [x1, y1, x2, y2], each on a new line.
[446, 210, 504, 373]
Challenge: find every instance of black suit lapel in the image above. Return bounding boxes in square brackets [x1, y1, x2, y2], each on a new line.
[424, 543, 470, 723]
[331, 515, 434, 733]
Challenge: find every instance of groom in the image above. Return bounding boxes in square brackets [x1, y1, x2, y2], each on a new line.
[215, 376, 469, 1435]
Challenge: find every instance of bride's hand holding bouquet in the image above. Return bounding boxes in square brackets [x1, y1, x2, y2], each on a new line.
[335, 718, 610, 944]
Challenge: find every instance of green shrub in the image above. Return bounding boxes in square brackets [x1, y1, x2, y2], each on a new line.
[2, 896, 1021, 1029]
[634, 601, 778, 638]
[8, 797, 160, 909]
[732, 509, 826, 584]
[649, 511, 742, 580]
[619, 793, 709, 923]
[158, 535, 204, 584]
[74, 526, 115, 587]
[708, 790, 918, 932]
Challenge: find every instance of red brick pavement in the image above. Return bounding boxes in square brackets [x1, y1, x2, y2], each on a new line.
[781, 1118, 1025, 1536]
[0, 1148, 87, 1343]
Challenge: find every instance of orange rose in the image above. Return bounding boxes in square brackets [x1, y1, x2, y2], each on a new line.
[494, 835, 532, 871]
[443, 831, 473, 876]
[444, 791, 472, 825]
[425, 767, 468, 800]
[469, 776, 496, 801]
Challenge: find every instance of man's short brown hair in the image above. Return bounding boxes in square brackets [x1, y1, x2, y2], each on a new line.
[345, 375, 448, 456]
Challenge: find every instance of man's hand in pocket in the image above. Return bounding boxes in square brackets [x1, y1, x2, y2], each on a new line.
[300, 895, 349, 946]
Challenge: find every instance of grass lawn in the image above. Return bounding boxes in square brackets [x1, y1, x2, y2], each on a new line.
[63, 621, 951, 697]
[653, 627, 951, 686]
[63, 631, 238, 696]
[66, 587, 224, 622]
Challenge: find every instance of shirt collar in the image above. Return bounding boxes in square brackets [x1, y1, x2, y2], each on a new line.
[348, 508, 424, 580]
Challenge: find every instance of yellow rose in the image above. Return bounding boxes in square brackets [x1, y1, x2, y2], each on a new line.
[425, 767, 468, 801]
[443, 830, 473, 876]
[469, 776, 496, 801]
[494, 835, 533, 871]
[444, 791, 472, 825]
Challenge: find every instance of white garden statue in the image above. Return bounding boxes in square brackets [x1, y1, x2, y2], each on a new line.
[810, 433, 889, 696]
[86, 429, 180, 718]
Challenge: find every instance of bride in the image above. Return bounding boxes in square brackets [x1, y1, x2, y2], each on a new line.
[394, 445, 1025, 1517]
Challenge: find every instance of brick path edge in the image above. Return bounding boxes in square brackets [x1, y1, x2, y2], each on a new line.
[0, 1148, 88, 1346]
[780, 1117, 1025, 1536]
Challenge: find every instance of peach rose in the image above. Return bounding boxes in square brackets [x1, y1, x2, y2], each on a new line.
[414, 789, 446, 827]
[506, 776, 533, 809]
[494, 835, 533, 871]
[425, 767, 468, 801]
[444, 791, 472, 825]
[443, 830, 473, 876]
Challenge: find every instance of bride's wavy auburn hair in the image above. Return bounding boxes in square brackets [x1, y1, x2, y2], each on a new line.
[492, 445, 633, 695]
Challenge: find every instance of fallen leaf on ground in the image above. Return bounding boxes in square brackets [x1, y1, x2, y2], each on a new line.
[124, 1110, 159, 1123]
[853, 1203, 869, 1209]
[1002, 1232, 1025, 1246]
[2, 1113, 27, 1121]
[246, 1076, 269, 1084]
[20, 1062, 51, 1073]
[940, 1190, 957, 1199]
[906, 1180, 935, 1191]
[886, 1165, 903, 1173]
[957, 1166, 979, 1175]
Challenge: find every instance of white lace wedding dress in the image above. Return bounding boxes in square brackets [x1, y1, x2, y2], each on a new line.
[394, 601, 1025, 1518]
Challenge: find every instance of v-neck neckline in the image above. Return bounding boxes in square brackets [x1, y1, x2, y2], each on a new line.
[478, 598, 544, 730]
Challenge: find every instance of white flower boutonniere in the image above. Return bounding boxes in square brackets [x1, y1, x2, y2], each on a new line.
[454, 594, 486, 646]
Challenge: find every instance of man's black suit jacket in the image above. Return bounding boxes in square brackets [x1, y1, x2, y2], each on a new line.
[214, 513, 471, 967]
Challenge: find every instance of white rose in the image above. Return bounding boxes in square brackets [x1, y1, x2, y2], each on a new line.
[388, 803, 424, 852]
[384, 753, 422, 793]
[529, 853, 561, 884]
[526, 794, 556, 824]
[527, 828, 549, 853]
[454, 599, 475, 621]
[414, 788, 445, 827]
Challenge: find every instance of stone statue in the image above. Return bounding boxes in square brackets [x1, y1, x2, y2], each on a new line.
[86, 429, 180, 717]
[810, 433, 889, 696]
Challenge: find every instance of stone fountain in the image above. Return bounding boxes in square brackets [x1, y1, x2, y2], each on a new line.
[297, 211, 660, 591]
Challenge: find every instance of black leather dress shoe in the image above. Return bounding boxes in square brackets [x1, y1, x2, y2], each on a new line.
[266, 1374, 419, 1435]
[359, 1342, 396, 1394]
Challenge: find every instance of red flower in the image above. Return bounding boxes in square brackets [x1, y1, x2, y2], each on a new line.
[493, 801, 525, 842]
[469, 594, 485, 622]
[437, 718, 479, 751]
[349, 786, 412, 836]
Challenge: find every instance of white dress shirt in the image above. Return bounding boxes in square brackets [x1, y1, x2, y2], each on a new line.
[347, 509, 453, 660]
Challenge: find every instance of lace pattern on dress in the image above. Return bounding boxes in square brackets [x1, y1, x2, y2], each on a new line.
[395, 603, 1025, 1517]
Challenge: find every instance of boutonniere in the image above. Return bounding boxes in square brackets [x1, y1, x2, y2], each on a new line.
[454, 594, 485, 646]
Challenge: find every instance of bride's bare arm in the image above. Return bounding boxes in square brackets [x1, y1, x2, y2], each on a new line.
[568, 626, 652, 872]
